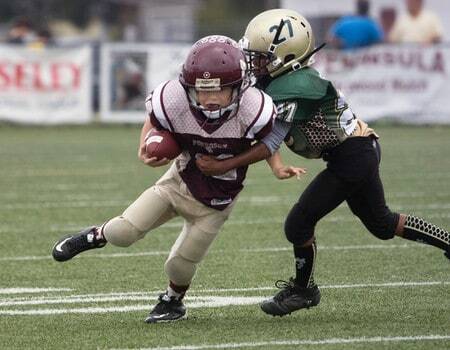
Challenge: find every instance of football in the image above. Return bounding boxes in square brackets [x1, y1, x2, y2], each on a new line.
[145, 128, 181, 160]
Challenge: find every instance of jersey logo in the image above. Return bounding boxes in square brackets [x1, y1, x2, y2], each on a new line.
[211, 198, 232, 206]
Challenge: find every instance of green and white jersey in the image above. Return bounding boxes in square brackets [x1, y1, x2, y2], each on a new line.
[265, 67, 359, 159]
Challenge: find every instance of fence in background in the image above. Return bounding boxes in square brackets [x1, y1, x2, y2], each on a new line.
[0, 43, 449, 124]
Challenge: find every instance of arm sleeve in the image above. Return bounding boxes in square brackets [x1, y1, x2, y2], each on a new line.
[261, 119, 291, 155]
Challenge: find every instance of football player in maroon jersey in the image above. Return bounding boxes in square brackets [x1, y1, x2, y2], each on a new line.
[51, 35, 303, 323]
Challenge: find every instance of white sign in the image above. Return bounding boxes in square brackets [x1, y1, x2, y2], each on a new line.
[0, 45, 92, 124]
[313, 44, 450, 124]
[100, 43, 190, 123]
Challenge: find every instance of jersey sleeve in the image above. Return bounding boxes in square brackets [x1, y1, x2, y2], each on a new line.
[149, 111, 167, 130]
[144, 93, 153, 118]
[254, 118, 274, 140]
[148, 80, 174, 131]
[145, 91, 168, 131]
[244, 90, 276, 140]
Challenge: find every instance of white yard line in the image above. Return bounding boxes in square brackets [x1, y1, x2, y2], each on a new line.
[0, 296, 263, 315]
[111, 335, 450, 350]
[0, 243, 419, 262]
[1, 281, 448, 306]
[0, 288, 73, 295]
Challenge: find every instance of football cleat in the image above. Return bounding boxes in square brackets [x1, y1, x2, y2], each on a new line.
[52, 226, 106, 262]
[260, 278, 321, 316]
[145, 292, 187, 323]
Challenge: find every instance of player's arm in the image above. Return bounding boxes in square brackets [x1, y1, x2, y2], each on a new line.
[195, 137, 272, 176]
[138, 116, 153, 158]
[267, 150, 306, 180]
[196, 118, 304, 177]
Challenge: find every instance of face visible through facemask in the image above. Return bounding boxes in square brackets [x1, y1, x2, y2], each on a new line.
[196, 87, 234, 119]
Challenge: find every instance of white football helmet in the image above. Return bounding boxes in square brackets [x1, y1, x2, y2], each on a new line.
[240, 9, 320, 78]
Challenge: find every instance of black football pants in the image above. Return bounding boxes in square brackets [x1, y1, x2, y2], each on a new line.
[284, 137, 400, 245]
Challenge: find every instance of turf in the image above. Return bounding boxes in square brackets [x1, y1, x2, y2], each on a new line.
[0, 124, 449, 350]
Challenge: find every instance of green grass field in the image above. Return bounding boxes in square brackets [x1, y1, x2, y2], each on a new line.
[0, 125, 449, 350]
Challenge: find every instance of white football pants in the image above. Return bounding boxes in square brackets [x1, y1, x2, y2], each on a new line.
[103, 163, 235, 286]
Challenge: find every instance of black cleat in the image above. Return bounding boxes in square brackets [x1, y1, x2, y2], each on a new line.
[445, 248, 450, 260]
[52, 226, 106, 262]
[145, 293, 187, 323]
[260, 278, 321, 317]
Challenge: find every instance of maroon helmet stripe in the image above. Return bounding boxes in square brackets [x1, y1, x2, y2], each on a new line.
[160, 81, 175, 132]
[244, 90, 265, 138]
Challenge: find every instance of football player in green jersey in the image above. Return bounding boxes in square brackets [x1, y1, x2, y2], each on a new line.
[196, 9, 449, 317]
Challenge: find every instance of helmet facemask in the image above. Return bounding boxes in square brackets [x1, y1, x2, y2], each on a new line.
[239, 36, 275, 80]
[186, 79, 250, 121]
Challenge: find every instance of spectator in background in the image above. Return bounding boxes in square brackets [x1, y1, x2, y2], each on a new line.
[389, 0, 443, 44]
[379, 7, 397, 40]
[328, 0, 383, 50]
[28, 28, 55, 49]
[6, 17, 35, 44]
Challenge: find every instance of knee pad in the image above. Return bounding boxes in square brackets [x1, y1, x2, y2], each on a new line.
[362, 210, 400, 240]
[364, 213, 398, 240]
[367, 226, 395, 240]
[284, 203, 316, 245]
[102, 216, 145, 247]
[164, 254, 197, 286]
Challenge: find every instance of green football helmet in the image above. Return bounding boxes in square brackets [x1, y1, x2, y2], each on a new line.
[240, 9, 318, 78]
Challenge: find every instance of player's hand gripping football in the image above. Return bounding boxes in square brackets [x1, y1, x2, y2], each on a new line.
[138, 143, 171, 167]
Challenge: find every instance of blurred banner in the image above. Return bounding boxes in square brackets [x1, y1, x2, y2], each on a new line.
[1, 43, 449, 124]
[100, 43, 190, 123]
[314, 44, 450, 124]
[0, 45, 92, 124]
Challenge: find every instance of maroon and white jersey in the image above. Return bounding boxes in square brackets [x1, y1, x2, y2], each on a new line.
[146, 79, 275, 210]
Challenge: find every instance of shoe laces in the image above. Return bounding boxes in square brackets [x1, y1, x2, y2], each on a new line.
[273, 278, 298, 301]
[152, 293, 182, 314]
[158, 293, 182, 305]
[66, 234, 93, 252]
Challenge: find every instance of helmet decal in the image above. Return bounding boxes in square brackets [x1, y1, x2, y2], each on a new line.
[241, 9, 320, 78]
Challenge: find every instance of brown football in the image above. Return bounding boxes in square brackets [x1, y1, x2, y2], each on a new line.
[145, 129, 182, 160]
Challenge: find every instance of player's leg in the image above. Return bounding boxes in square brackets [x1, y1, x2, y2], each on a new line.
[260, 168, 349, 316]
[52, 186, 176, 262]
[347, 161, 449, 259]
[103, 186, 177, 246]
[346, 171, 399, 241]
[145, 197, 233, 323]
[396, 215, 449, 258]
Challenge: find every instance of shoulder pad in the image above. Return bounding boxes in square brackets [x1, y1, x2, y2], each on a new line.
[151, 80, 188, 131]
[265, 67, 330, 101]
